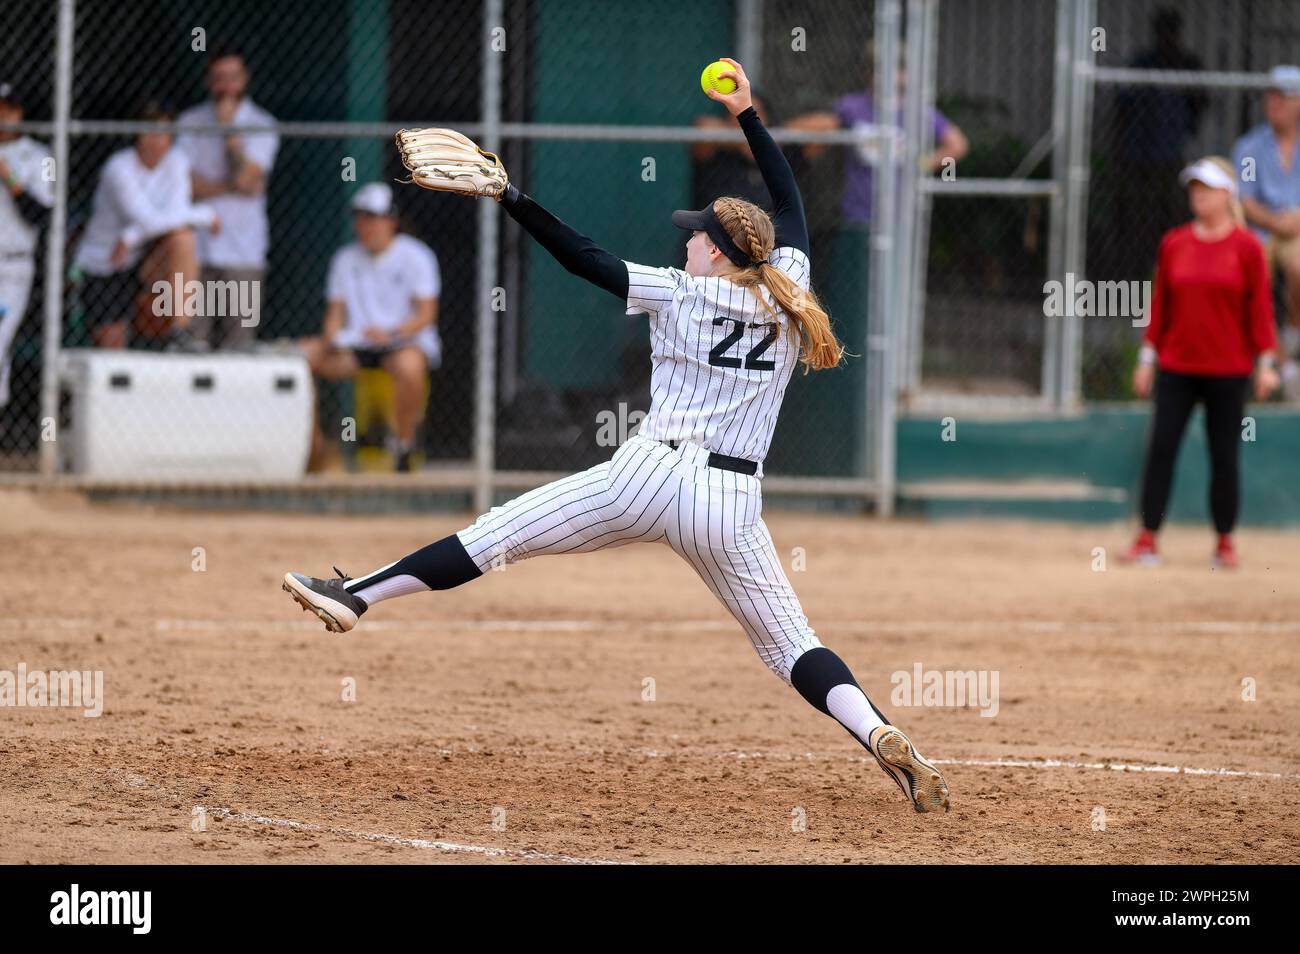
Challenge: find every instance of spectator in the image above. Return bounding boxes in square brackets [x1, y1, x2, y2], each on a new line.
[1232, 64, 1300, 385]
[300, 183, 441, 473]
[784, 51, 967, 351]
[1125, 158, 1279, 569]
[0, 80, 53, 408]
[1110, 7, 1207, 280]
[175, 45, 278, 350]
[73, 100, 216, 350]
[788, 50, 968, 227]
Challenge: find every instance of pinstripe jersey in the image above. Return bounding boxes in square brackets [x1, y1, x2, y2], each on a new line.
[623, 247, 811, 466]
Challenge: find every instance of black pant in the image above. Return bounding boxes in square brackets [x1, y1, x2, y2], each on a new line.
[1139, 370, 1249, 534]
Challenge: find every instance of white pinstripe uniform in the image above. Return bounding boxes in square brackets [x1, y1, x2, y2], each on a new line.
[456, 246, 822, 682]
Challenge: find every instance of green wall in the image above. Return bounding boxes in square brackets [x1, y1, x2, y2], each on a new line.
[897, 405, 1300, 527]
[526, 0, 734, 389]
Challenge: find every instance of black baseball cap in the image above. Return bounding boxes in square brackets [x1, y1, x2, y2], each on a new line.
[671, 203, 753, 268]
[0, 81, 21, 108]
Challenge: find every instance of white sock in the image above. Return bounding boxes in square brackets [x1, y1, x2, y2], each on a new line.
[826, 683, 888, 743]
[350, 573, 428, 606]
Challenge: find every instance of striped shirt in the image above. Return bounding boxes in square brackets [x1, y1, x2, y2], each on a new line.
[624, 246, 811, 464]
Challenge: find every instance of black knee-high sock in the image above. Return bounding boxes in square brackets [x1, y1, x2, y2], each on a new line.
[343, 534, 483, 607]
[790, 647, 890, 749]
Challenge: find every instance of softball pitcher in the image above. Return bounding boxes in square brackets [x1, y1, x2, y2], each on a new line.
[283, 59, 949, 813]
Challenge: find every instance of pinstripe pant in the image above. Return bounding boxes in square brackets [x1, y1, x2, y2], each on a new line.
[457, 433, 823, 683]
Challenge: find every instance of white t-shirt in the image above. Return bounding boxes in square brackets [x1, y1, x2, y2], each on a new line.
[326, 233, 442, 366]
[623, 246, 812, 469]
[175, 97, 279, 270]
[0, 135, 55, 256]
[73, 146, 216, 277]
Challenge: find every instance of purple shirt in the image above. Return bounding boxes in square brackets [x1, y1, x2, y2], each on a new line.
[835, 92, 952, 225]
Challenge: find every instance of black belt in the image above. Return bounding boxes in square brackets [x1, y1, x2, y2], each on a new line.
[663, 439, 759, 476]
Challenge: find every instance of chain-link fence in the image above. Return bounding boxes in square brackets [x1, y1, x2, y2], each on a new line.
[1084, 0, 1300, 402]
[3, 0, 485, 484]
[1, 0, 906, 512]
[26, 2, 1282, 508]
[906, 0, 1059, 406]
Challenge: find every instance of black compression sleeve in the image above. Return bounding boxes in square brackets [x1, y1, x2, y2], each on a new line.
[737, 106, 809, 256]
[11, 189, 50, 228]
[343, 534, 482, 594]
[500, 184, 630, 301]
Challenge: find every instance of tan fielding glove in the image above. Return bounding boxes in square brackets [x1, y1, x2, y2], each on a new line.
[394, 128, 509, 199]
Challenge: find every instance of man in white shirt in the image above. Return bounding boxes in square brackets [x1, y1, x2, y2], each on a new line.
[176, 46, 278, 350]
[73, 100, 216, 350]
[0, 81, 54, 407]
[300, 183, 441, 472]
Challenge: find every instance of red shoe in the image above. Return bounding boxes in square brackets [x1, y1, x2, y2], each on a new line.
[1213, 535, 1239, 570]
[1121, 529, 1160, 566]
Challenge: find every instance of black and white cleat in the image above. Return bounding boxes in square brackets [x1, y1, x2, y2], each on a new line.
[281, 567, 367, 634]
[867, 725, 951, 813]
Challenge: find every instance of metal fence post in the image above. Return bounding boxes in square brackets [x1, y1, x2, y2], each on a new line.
[38, 0, 75, 479]
[904, 0, 938, 399]
[1043, 0, 1073, 407]
[1059, 0, 1096, 410]
[736, 0, 764, 85]
[894, 0, 924, 401]
[474, 0, 504, 514]
[870, 0, 902, 516]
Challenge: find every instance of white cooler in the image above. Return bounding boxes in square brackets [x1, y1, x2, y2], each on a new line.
[59, 348, 313, 480]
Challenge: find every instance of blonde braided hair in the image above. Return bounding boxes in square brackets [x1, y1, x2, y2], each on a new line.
[711, 197, 844, 373]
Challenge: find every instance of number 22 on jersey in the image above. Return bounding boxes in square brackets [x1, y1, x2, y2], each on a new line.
[707, 317, 777, 371]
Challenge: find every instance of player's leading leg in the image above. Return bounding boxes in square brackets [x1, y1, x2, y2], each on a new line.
[662, 452, 950, 813]
[281, 435, 680, 631]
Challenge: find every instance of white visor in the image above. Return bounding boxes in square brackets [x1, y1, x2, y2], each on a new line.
[1178, 160, 1238, 198]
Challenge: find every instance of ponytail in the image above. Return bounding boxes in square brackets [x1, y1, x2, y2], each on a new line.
[756, 263, 844, 372]
[712, 196, 845, 373]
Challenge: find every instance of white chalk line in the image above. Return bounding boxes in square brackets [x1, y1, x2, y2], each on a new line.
[173, 760, 1300, 865]
[194, 806, 627, 865]
[7, 616, 1300, 636]
[16, 615, 1298, 786]
[101, 769, 626, 864]
[934, 756, 1300, 781]
[706, 750, 1300, 781]
[114, 743, 1300, 867]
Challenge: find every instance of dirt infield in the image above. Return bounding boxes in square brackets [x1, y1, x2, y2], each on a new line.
[2, 488, 1297, 864]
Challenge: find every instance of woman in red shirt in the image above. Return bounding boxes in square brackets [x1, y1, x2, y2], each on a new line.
[1125, 157, 1280, 568]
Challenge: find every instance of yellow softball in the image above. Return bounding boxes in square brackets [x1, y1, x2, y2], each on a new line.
[700, 60, 737, 96]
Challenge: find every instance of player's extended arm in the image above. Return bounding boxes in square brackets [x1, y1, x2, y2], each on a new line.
[499, 184, 630, 302]
[709, 57, 809, 256]
[737, 108, 809, 256]
[394, 127, 629, 301]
